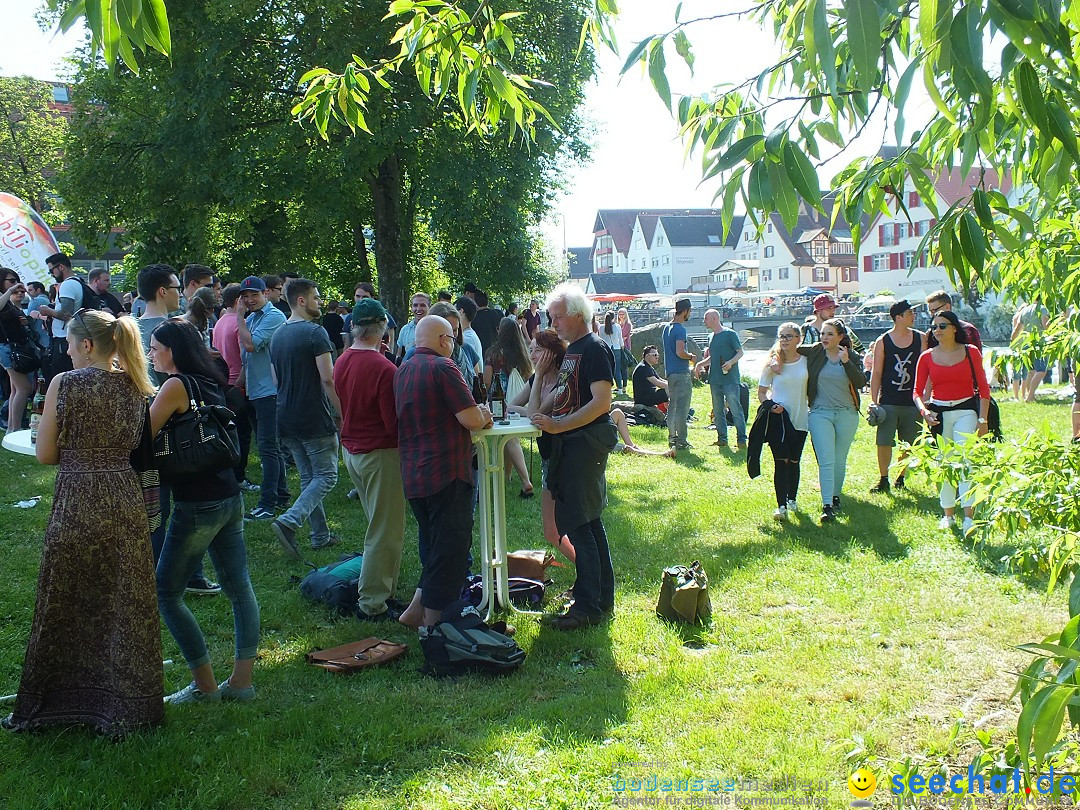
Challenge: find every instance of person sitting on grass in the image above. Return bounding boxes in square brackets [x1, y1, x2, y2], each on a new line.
[631, 344, 669, 426]
[609, 408, 676, 458]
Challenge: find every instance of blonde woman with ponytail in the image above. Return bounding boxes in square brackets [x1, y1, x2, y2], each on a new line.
[4, 309, 164, 735]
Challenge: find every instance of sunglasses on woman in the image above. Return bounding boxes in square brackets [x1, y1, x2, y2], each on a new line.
[932, 323, 952, 331]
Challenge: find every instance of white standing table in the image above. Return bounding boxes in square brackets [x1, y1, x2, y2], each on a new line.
[472, 415, 542, 622]
[2, 429, 35, 456]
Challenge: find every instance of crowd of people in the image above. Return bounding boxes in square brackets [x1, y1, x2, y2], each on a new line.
[2, 254, 1077, 737]
[0, 259, 629, 735]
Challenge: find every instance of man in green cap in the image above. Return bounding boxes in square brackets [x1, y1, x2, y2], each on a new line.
[333, 297, 408, 622]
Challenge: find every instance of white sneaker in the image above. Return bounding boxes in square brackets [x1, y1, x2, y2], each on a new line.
[938, 515, 955, 530]
[772, 506, 788, 522]
[962, 517, 974, 534]
[786, 499, 798, 514]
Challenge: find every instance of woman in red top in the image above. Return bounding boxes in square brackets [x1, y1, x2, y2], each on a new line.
[913, 310, 990, 534]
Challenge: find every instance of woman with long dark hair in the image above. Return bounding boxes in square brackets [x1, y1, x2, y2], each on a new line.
[5, 309, 162, 735]
[797, 318, 867, 524]
[0, 269, 33, 432]
[510, 329, 574, 560]
[602, 311, 627, 395]
[149, 319, 260, 705]
[485, 317, 535, 496]
[913, 309, 990, 533]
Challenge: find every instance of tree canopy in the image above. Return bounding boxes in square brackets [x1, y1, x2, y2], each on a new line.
[53, 0, 593, 315]
[0, 76, 67, 216]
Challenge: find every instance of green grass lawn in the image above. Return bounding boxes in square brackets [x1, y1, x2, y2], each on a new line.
[0, 386, 1074, 809]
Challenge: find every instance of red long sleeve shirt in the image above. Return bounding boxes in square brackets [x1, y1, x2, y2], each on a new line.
[914, 347, 989, 402]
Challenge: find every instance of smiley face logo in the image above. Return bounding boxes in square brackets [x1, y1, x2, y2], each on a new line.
[848, 769, 877, 799]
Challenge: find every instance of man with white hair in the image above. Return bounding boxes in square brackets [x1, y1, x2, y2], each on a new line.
[531, 283, 618, 630]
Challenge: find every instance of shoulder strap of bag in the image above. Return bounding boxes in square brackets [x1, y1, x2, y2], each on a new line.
[963, 347, 980, 397]
[175, 373, 201, 410]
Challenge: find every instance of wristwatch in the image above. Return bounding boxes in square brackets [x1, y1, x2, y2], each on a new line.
[977, 418, 988, 424]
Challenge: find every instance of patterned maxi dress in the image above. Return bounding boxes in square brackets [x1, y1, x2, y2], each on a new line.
[10, 367, 164, 735]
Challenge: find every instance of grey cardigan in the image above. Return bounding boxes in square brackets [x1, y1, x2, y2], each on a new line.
[797, 343, 867, 410]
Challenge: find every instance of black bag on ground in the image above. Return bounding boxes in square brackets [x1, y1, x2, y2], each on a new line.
[726, 382, 750, 427]
[419, 601, 526, 677]
[299, 553, 365, 615]
[460, 573, 548, 608]
[155, 374, 241, 477]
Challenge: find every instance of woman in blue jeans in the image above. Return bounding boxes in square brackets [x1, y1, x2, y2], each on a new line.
[797, 320, 866, 524]
[149, 320, 260, 705]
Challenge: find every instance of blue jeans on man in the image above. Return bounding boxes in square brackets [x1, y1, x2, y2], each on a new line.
[711, 382, 746, 445]
[251, 395, 288, 511]
[156, 494, 260, 668]
[279, 433, 339, 547]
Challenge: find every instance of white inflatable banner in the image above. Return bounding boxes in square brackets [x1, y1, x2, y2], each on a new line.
[0, 192, 60, 286]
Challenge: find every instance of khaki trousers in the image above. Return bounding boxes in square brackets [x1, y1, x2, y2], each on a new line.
[343, 446, 406, 615]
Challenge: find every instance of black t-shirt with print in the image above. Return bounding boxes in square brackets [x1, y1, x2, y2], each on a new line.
[551, 333, 615, 429]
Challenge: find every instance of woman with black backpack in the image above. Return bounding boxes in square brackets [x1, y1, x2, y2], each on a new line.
[149, 319, 260, 706]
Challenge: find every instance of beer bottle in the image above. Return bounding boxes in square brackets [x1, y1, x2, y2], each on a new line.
[30, 376, 46, 443]
[488, 367, 507, 422]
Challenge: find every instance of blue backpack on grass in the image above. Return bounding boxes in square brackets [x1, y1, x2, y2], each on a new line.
[299, 553, 365, 616]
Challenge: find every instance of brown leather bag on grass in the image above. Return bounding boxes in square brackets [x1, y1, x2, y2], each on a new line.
[305, 638, 407, 672]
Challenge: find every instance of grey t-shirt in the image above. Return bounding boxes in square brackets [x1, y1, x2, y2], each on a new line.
[813, 359, 855, 410]
[137, 316, 168, 387]
[269, 320, 336, 438]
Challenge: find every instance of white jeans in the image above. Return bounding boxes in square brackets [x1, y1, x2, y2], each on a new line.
[937, 408, 978, 509]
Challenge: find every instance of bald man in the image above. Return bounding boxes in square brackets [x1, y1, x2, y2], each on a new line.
[395, 315, 492, 628]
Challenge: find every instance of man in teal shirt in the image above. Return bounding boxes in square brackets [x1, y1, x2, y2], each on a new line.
[695, 308, 746, 450]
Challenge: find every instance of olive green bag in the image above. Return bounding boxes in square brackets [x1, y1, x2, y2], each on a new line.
[656, 561, 712, 624]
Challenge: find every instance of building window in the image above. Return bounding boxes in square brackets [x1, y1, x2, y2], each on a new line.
[779, 268, 790, 280]
[903, 251, 916, 269]
[880, 225, 896, 246]
[51, 85, 70, 103]
[898, 222, 910, 240]
[767, 222, 773, 233]
[909, 191, 920, 208]
[812, 241, 827, 259]
[657, 235, 664, 246]
[664, 256, 670, 265]
[812, 267, 828, 282]
[764, 246, 774, 258]
[707, 235, 721, 244]
[872, 254, 889, 271]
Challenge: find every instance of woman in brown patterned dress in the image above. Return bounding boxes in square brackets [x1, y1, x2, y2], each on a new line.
[3, 308, 164, 736]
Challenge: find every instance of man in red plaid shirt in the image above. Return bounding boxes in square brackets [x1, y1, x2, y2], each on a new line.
[395, 314, 493, 628]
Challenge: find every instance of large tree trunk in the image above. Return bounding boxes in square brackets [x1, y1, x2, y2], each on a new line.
[367, 153, 407, 321]
[353, 217, 372, 282]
